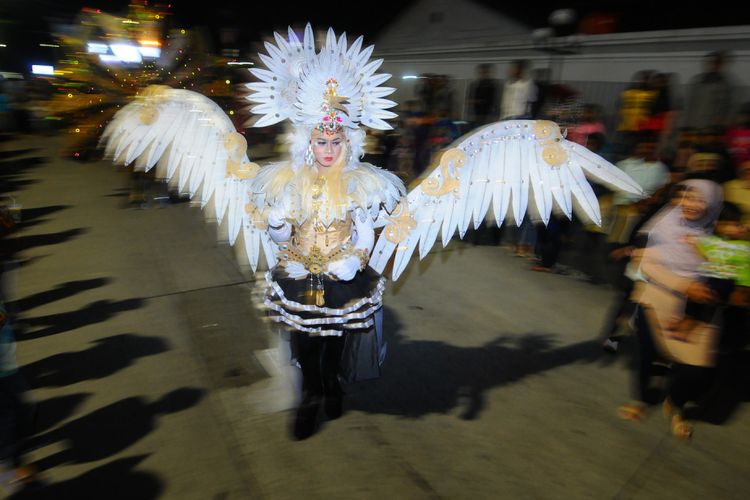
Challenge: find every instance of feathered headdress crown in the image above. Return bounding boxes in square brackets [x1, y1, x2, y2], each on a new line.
[245, 24, 397, 133]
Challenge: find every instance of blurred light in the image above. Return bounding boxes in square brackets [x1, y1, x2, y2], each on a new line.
[180, 29, 186, 34]
[549, 8, 577, 26]
[229, 110, 234, 115]
[123, 19, 139, 24]
[87, 42, 109, 54]
[39, 43, 59, 48]
[139, 40, 161, 47]
[225, 79, 230, 84]
[75, 128, 80, 133]
[99, 54, 121, 64]
[67, 93, 73, 98]
[139, 47, 161, 58]
[110, 44, 142, 63]
[402, 75, 420, 80]
[31, 65, 55, 75]
[0, 44, 7, 48]
[532, 28, 554, 40]
[227, 61, 254, 66]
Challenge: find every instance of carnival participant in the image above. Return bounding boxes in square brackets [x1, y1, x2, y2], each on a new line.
[102, 24, 641, 441]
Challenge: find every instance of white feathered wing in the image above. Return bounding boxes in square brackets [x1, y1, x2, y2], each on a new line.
[100, 85, 277, 271]
[369, 120, 643, 280]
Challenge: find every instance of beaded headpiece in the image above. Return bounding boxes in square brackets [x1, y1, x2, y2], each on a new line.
[245, 24, 397, 133]
[316, 78, 348, 135]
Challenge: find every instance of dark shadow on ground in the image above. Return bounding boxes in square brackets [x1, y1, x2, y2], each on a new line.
[31, 393, 92, 434]
[0, 155, 47, 193]
[11, 277, 112, 312]
[22, 333, 169, 388]
[0, 176, 40, 194]
[27, 388, 204, 472]
[0, 155, 46, 173]
[346, 307, 603, 420]
[18, 298, 145, 341]
[0, 149, 39, 161]
[16, 205, 72, 228]
[2, 228, 88, 256]
[104, 187, 130, 198]
[11, 454, 163, 500]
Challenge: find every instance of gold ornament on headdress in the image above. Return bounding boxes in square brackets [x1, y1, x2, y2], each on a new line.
[317, 78, 349, 136]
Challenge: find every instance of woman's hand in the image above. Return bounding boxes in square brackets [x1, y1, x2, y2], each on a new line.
[729, 287, 750, 307]
[326, 256, 360, 281]
[685, 281, 718, 304]
[284, 261, 309, 279]
[266, 207, 291, 243]
[609, 246, 634, 261]
[267, 208, 286, 229]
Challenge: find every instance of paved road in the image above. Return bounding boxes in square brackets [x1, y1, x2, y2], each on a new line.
[2, 132, 749, 499]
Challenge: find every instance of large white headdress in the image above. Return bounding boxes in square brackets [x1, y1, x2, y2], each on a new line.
[245, 24, 397, 166]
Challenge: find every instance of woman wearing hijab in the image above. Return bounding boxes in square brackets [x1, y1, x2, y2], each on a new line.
[618, 179, 723, 440]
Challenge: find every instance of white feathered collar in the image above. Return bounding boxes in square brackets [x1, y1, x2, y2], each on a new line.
[251, 161, 404, 226]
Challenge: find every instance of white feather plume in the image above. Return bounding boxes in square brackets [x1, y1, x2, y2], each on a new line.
[100, 86, 277, 271]
[370, 120, 643, 280]
[245, 23, 396, 132]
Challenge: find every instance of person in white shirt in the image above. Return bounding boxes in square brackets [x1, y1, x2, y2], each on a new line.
[613, 137, 670, 207]
[500, 60, 537, 119]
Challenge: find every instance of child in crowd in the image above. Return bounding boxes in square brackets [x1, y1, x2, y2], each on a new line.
[567, 104, 606, 148]
[669, 202, 750, 340]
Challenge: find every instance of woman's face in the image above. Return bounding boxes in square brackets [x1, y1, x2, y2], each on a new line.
[311, 132, 344, 169]
[680, 188, 708, 221]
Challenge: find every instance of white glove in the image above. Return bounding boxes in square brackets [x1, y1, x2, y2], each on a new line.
[284, 261, 309, 279]
[267, 207, 291, 243]
[326, 256, 360, 281]
[267, 207, 286, 229]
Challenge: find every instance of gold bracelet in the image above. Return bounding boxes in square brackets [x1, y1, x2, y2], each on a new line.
[353, 248, 370, 271]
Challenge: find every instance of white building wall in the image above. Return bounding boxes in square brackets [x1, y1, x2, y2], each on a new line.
[373, 1, 750, 122]
[375, 0, 531, 52]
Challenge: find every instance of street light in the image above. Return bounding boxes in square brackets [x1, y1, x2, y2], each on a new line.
[549, 8, 577, 37]
[532, 8, 581, 83]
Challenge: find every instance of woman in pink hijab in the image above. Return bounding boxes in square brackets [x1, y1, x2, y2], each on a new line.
[618, 179, 723, 440]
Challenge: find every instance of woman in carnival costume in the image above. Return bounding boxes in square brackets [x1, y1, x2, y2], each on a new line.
[101, 24, 642, 440]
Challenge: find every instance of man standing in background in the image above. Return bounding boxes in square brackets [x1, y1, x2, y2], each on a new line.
[500, 60, 537, 120]
[468, 64, 499, 127]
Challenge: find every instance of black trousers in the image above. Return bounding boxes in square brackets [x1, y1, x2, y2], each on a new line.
[634, 306, 713, 407]
[535, 217, 569, 268]
[292, 334, 345, 396]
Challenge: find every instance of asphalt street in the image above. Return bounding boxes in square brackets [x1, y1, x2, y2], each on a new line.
[2, 132, 749, 499]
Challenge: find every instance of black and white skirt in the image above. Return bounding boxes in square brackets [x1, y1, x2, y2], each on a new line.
[264, 267, 386, 337]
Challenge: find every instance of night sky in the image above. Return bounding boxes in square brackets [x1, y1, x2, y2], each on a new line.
[1, 0, 748, 72]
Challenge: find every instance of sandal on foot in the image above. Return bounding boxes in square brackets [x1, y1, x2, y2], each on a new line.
[618, 402, 647, 421]
[671, 414, 693, 441]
